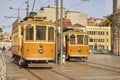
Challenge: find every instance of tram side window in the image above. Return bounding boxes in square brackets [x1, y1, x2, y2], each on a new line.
[77, 35, 83, 44]
[84, 35, 88, 45]
[36, 26, 46, 40]
[26, 24, 33, 40]
[48, 27, 54, 41]
[70, 34, 75, 44]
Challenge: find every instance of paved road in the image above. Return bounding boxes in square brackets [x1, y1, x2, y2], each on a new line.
[2, 51, 120, 80]
[88, 53, 120, 67]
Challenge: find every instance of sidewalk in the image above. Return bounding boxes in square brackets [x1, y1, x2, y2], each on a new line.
[88, 53, 120, 68]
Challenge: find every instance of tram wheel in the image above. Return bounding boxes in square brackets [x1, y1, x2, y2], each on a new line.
[22, 62, 28, 68]
[81, 57, 87, 62]
[19, 58, 28, 68]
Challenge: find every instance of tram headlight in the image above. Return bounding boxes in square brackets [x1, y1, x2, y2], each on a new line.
[39, 48, 44, 54]
[78, 48, 82, 52]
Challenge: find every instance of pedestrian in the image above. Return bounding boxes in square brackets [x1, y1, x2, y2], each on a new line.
[2, 46, 6, 53]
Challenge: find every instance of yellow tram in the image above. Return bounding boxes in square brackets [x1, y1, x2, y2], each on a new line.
[64, 29, 89, 61]
[12, 16, 55, 67]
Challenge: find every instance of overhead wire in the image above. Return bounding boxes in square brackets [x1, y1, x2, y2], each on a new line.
[39, 0, 41, 9]
[41, 0, 52, 7]
[32, 0, 36, 12]
[9, 1, 26, 19]
[66, 2, 84, 10]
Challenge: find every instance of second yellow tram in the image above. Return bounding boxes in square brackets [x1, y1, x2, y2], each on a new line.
[64, 29, 89, 61]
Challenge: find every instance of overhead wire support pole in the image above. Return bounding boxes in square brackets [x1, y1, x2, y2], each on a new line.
[55, 0, 59, 64]
[60, 0, 63, 65]
[26, 0, 29, 16]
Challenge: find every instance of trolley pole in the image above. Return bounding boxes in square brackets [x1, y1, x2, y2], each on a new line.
[55, 0, 59, 64]
[60, 0, 64, 65]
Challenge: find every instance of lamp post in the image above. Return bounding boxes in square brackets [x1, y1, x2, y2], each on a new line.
[9, 7, 20, 20]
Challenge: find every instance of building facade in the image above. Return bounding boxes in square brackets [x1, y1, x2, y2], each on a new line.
[86, 26, 111, 53]
[113, 0, 120, 55]
[37, 5, 65, 22]
[65, 11, 87, 26]
[87, 17, 104, 26]
[0, 33, 11, 50]
[36, 6, 87, 26]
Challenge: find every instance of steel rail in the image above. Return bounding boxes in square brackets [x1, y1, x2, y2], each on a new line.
[50, 69, 76, 80]
[70, 61, 120, 73]
[25, 69, 43, 80]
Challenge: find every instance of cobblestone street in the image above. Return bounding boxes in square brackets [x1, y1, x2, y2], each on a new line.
[2, 52, 120, 80]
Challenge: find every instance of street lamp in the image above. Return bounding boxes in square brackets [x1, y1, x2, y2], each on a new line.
[9, 7, 20, 20]
[4, 16, 17, 19]
[9, 7, 26, 23]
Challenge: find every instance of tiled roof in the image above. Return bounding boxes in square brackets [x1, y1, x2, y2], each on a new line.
[0, 40, 11, 42]
[72, 23, 85, 27]
[58, 18, 72, 27]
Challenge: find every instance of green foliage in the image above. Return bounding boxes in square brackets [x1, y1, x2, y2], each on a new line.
[101, 14, 113, 26]
[0, 28, 3, 33]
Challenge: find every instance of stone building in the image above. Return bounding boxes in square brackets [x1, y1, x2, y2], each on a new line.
[0, 33, 11, 50]
[37, 5, 65, 22]
[87, 17, 104, 26]
[65, 11, 87, 26]
[36, 6, 87, 26]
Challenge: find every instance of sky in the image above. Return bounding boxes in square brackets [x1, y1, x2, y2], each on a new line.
[0, 0, 113, 33]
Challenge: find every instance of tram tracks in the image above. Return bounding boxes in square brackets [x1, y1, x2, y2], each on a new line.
[5, 52, 120, 80]
[25, 68, 43, 80]
[25, 67, 76, 80]
[50, 69, 75, 80]
[13, 61, 120, 80]
[71, 61, 120, 73]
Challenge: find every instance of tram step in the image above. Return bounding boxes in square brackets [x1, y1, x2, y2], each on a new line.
[28, 63, 55, 67]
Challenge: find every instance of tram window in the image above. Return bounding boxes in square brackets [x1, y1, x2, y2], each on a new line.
[70, 34, 75, 44]
[36, 26, 46, 40]
[77, 35, 83, 44]
[84, 35, 88, 45]
[21, 28, 24, 35]
[26, 24, 33, 40]
[48, 27, 54, 41]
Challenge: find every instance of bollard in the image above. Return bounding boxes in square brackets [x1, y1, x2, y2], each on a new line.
[62, 55, 65, 64]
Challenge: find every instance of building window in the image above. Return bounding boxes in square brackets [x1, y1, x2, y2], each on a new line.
[106, 32, 109, 35]
[98, 31, 100, 35]
[90, 38, 93, 42]
[106, 39, 109, 42]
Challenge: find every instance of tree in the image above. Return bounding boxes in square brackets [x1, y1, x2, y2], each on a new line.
[0, 28, 3, 36]
[101, 14, 113, 27]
